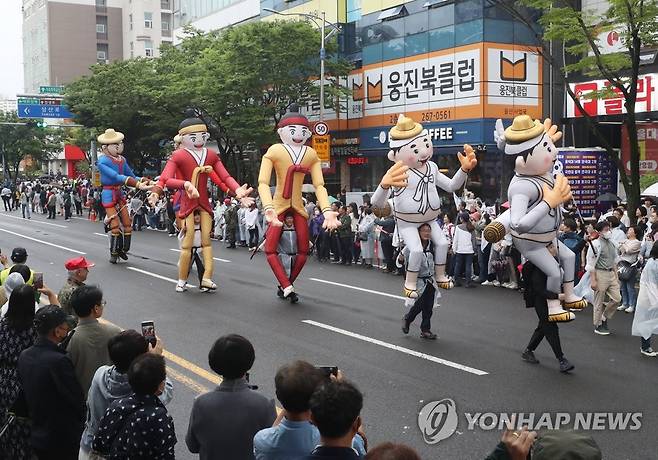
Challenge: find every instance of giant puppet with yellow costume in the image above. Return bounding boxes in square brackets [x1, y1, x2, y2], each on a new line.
[97, 128, 154, 264]
[149, 111, 254, 292]
[370, 114, 478, 300]
[258, 105, 340, 301]
[484, 115, 588, 322]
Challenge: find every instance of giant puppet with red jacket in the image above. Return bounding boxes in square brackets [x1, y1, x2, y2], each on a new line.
[149, 111, 253, 292]
[258, 105, 339, 302]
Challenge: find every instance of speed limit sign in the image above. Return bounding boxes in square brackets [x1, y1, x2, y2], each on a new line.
[314, 122, 329, 136]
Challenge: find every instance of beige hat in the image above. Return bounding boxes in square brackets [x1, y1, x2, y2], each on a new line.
[503, 115, 544, 143]
[389, 114, 426, 148]
[97, 128, 124, 145]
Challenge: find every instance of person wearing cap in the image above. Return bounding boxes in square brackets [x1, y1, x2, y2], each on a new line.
[18, 305, 85, 460]
[0, 247, 35, 286]
[485, 115, 587, 323]
[97, 128, 154, 264]
[371, 114, 477, 299]
[58, 256, 95, 318]
[257, 104, 340, 300]
[149, 110, 254, 292]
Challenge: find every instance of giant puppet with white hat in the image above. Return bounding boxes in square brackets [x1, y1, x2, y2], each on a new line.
[97, 128, 154, 264]
[371, 114, 478, 300]
[484, 115, 588, 322]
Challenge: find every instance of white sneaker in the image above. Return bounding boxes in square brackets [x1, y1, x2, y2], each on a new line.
[503, 281, 518, 290]
[492, 280, 501, 287]
[481, 280, 493, 286]
[617, 305, 627, 311]
[175, 281, 187, 292]
[625, 306, 635, 313]
[641, 348, 658, 357]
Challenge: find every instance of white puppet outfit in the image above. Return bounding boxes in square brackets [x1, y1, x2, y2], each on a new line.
[372, 162, 466, 275]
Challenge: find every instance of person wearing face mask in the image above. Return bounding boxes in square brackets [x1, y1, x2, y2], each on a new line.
[18, 305, 84, 460]
[586, 221, 622, 335]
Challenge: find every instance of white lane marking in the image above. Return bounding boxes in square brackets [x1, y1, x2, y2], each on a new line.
[170, 248, 230, 263]
[70, 217, 89, 221]
[0, 227, 85, 254]
[302, 319, 489, 376]
[126, 266, 197, 288]
[1, 213, 68, 228]
[309, 278, 406, 301]
[94, 233, 108, 237]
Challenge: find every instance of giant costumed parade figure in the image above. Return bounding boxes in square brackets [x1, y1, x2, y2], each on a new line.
[371, 114, 478, 299]
[257, 105, 339, 301]
[485, 115, 588, 322]
[149, 112, 253, 292]
[97, 128, 153, 264]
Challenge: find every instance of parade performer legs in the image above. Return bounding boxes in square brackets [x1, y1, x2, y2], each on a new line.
[265, 212, 309, 290]
[104, 201, 132, 263]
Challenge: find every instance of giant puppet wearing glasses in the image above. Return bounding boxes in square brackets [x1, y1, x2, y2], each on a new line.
[485, 115, 588, 322]
[97, 128, 153, 264]
[257, 105, 340, 301]
[149, 112, 253, 292]
[371, 114, 478, 300]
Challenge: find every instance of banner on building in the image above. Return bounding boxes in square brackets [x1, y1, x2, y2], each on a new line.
[566, 74, 657, 117]
[621, 122, 658, 176]
[301, 42, 542, 129]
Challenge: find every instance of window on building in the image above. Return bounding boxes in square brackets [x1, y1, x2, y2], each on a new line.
[145, 40, 154, 57]
[129, 13, 133, 30]
[424, 0, 453, 8]
[97, 43, 109, 63]
[96, 23, 105, 33]
[377, 5, 408, 21]
[97, 50, 107, 61]
[346, 0, 361, 22]
[161, 0, 171, 9]
[144, 12, 153, 28]
[162, 21, 169, 31]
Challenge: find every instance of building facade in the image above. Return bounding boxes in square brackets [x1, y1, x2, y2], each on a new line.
[22, 0, 124, 93]
[122, 0, 174, 59]
[0, 99, 19, 113]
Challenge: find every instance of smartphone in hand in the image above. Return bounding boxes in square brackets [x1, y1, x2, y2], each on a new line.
[33, 272, 44, 290]
[141, 320, 157, 347]
[316, 366, 339, 379]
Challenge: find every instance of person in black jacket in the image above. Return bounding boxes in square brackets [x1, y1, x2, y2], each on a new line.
[18, 305, 85, 460]
[374, 215, 396, 273]
[520, 253, 575, 374]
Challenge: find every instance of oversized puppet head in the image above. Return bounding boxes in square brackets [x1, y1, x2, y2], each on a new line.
[387, 114, 433, 169]
[97, 128, 124, 157]
[178, 110, 210, 151]
[277, 104, 311, 147]
[500, 115, 557, 176]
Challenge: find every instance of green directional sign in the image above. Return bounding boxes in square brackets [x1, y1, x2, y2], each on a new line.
[18, 98, 40, 104]
[39, 85, 64, 94]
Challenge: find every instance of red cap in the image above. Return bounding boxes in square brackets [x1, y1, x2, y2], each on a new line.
[65, 256, 95, 271]
[224, 198, 231, 205]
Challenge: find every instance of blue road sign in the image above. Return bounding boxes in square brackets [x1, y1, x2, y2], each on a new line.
[17, 103, 73, 119]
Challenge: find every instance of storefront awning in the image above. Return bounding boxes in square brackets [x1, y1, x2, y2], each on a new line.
[64, 144, 86, 161]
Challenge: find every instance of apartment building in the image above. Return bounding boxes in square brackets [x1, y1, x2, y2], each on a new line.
[122, 0, 174, 58]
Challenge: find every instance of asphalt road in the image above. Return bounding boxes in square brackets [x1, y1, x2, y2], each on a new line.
[1, 210, 656, 459]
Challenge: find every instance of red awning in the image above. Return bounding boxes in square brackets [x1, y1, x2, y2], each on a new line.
[64, 144, 86, 161]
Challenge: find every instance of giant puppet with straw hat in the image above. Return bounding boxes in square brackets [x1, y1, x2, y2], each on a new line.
[149, 110, 254, 292]
[97, 128, 154, 264]
[484, 115, 588, 322]
[371, 114, 478, 300]
[257, 104, 340, 302]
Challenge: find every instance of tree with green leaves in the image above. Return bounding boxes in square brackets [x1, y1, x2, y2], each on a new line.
[493, 0, 658, 224]
[0, 111, 61, 184]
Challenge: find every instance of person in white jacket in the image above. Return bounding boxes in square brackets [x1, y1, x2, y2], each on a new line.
[244, 202, 260, 249]
[452, 214, 477, 287]
[586, 221, 621, 335]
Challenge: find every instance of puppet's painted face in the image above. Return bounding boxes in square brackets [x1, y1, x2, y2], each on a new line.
[514, 134, 557, 176]
[278, 124, 311, 147]
[103, 142, 124, 157]
[181, 131, 210, 150]
[388, 134, 433, 168]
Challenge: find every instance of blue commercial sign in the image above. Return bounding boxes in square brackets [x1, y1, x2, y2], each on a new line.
[359, 119, 498, 153]
[18, 103, 74, 119]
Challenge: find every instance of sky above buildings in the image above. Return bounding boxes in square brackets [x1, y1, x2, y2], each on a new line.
[0, 1, 24, 99]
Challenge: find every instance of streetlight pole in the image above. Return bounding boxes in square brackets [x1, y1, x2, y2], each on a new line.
[263, 8, 340, 123]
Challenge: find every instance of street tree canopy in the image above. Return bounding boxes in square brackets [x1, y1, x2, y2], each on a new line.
[0, 111, 61, 184]
[495, 0, 658, 224]
[64, 20, 351, 182]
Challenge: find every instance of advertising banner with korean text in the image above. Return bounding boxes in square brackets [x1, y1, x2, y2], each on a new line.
[566, 74, 658, 117]
[621, 122, 658, 176]
[557, 148, 618, 217]
[300, 43, 542, 130]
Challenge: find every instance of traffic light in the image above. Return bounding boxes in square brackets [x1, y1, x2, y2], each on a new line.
[25, 120, 47, 128]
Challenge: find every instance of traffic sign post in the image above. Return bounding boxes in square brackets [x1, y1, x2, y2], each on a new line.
[312, 134, 331, 165]
[313, 121, 329, 136]
[17, 103, 74, 119]
[39, 85, 64, 94]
